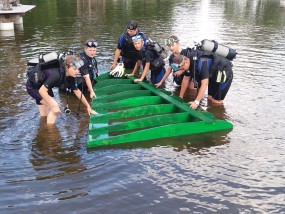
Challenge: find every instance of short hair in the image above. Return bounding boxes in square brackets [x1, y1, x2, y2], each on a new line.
[169, 35, 179, 41]
[173, 54, 183, 64]
[126, 20, 138, 30]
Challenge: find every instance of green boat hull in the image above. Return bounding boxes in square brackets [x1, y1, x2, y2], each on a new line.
[87, 72, 233, 148]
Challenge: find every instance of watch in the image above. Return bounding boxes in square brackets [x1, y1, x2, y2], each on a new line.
[194, 100, 200, 105]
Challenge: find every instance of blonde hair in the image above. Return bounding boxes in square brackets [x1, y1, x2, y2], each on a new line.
[64, 55, 80, 67]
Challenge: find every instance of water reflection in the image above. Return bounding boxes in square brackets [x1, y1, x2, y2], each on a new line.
[30, 120, 86, 180]
[206, 103, 228, 120]
[97, 130, 231, 154]
[171, 131, 231, 153]
[0, 0, 284, 213]
[281, 0, 285, 7]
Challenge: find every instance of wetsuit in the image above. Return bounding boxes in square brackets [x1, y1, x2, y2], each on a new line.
[78, 51, 98, 92]
[208, 55, 233, 100]
[137, 46, 165, 84]
[26, 68, 77, 105]
[117, 31, 146, 70]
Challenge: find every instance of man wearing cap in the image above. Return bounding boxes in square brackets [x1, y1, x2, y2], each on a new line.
[26, 55, 97, 124]
[79, 38, 98, 98]
[110, 20, 147, 71]
[126, 35, 166, 84]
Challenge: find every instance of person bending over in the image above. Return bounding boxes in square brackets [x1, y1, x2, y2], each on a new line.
[26, 55, 97, 124]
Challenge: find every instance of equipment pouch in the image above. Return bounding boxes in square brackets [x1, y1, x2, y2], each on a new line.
[150, 57, 165, 69]
[26, 63, 44, 88]
[216, 70, 227, 83]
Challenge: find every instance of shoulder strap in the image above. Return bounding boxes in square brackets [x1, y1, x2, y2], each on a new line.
[119, 32, 128, 48]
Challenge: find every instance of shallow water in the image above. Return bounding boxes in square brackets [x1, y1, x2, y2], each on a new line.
[0, 0, 285, 213]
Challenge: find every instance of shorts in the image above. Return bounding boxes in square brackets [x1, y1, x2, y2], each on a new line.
[26, 80, 54, 105]
[208, 73, 233, 100]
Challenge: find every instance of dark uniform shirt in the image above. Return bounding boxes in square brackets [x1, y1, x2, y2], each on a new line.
[117, 32, 147, 61]
[26, 67, 77, 104]
[137, 46, 164, 74]
[79, 51, 98, 81]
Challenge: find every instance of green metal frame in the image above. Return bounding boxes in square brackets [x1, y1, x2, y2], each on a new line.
[87, 72, 233, 148]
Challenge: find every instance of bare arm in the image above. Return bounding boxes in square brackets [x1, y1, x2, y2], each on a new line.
[134, 62, 150, 82]
[178, 57, 191, 98]
[39, 85, 60, 113]
[83, 74, 96, 98]
[125, 60, 141, 76]
[110, 49, 121, 70]
[73, 89, 97, 115]
[189, 78, 208, 109]
[179, 75, 190, 98]
[155, 66, 172, 88]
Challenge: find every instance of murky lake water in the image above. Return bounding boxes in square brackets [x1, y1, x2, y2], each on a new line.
[0, 0, 285, 213]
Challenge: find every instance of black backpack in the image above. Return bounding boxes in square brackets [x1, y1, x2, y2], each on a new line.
[183, 48, 213, 73]
[26, 59, 61, 88]
[26, 51, 73, 88]
[146, 38, 167, 59]
[209, 54, 233, 82]
[183, 47, 234, 84]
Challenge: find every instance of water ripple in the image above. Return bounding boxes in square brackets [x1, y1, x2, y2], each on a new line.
[1, 0, 285, 213]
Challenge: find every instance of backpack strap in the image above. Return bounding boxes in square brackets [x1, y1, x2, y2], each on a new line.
[119, 32, 127, 48]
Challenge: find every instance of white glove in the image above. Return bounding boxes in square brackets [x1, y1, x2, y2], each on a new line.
[110, 63, 125, 77]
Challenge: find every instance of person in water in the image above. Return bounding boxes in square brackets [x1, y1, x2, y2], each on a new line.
[78, 38, 99, 98]
[125, 35, 166, 84]
[26, 55, 97, 124]
[165, 36, 233, 109]
[155, 49, 187, 88]
[110, 20, 147, 70]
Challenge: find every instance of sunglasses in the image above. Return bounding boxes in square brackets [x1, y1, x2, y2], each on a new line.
[86, 41, 98, 48]
[165, 38, 178, 46]
[132, 35, 142, 42]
